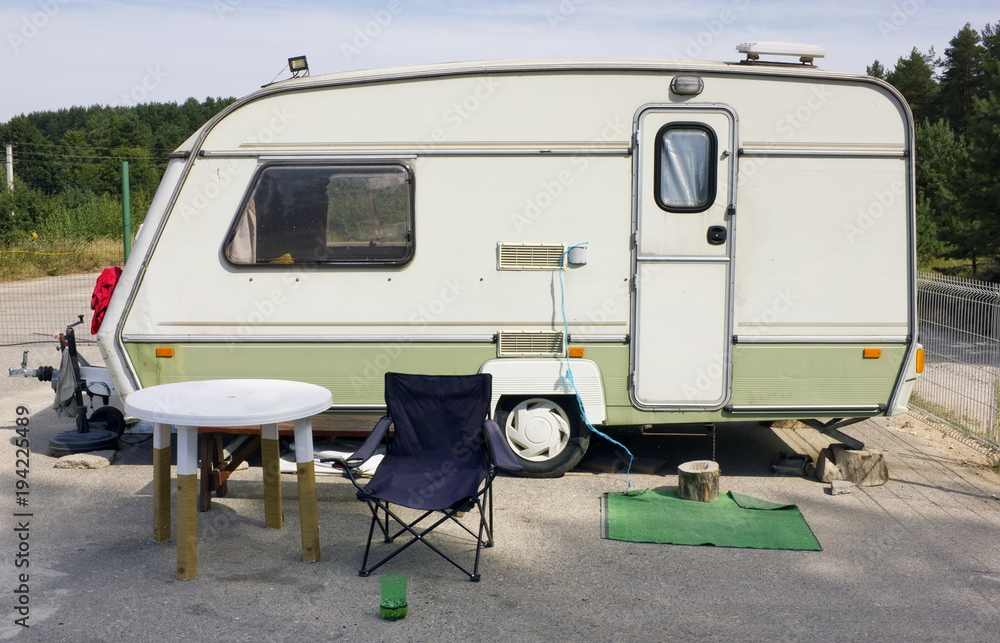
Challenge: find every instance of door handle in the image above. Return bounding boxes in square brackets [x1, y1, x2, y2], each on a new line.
[707, 226, 727, 245]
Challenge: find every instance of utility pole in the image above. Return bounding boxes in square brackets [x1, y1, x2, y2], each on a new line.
[5, 143, 12, 217]
[4, 144, 12, 190]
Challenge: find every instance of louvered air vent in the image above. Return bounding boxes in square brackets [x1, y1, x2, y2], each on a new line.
[497, 243, 564, 270]
[497, 331, 565, 357]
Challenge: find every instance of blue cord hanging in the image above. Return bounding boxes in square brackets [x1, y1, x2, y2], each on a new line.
[559, 243, 634, 491]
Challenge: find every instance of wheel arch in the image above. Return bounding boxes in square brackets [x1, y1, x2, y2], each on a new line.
[478, 357, 607, 425]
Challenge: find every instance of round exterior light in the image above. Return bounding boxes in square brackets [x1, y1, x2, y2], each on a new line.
[671, 76, 704, 96]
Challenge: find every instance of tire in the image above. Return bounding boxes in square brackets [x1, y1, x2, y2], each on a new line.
[89, 406, 127, 437]
[496, 397, 590, 478]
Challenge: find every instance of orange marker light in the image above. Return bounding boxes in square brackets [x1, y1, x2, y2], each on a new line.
[155, 347, 174, 358]
[567, 347, 585, 358]
[862, 348, 881, 359]
[916, 348, 925, 373]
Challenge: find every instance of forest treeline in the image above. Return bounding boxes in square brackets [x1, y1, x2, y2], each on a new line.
[869, 21, 1000, 276]
[1, 21, 1000, 275]
[0, 97, 235, 246]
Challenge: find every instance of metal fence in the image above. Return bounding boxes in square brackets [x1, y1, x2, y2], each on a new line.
[913, 271, 1000, 453]
[0, 250, 122, 346]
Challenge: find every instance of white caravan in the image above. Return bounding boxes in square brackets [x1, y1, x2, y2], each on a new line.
[96, 44, 923, 476]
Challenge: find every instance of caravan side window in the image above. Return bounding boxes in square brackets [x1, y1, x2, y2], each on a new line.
[225, 163, 414, 266]
[654, 123, 717, 213]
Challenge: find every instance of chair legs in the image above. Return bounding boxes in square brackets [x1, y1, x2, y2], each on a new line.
[358, 497, 492, 582]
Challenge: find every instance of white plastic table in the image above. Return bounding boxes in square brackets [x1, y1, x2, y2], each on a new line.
[125, 379, 332, 580]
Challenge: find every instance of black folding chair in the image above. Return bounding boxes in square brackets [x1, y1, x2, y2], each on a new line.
[325, 372, 523, 581]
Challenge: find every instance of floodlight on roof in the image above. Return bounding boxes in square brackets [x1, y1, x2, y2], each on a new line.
[288, 55, 309, 77]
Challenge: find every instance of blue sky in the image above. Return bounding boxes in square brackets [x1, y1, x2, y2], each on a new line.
[1, 0, 997, 123]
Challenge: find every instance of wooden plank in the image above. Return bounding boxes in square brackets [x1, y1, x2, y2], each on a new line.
[152, 446, 171, 542]
[176, 473, 198, 579]
[262, 436, 284, 529]
[297, 461, 320, 563]
[196, 414, 383, 436]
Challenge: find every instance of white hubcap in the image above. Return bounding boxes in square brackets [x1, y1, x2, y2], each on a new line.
[504, 399, 571, 462]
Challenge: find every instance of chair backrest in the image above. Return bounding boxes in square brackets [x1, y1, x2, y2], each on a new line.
[384, 372, 491, 465]
[362, 372, 493, 510]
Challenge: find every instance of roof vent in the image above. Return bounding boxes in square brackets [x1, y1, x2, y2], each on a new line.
[737, 42, 827, 65]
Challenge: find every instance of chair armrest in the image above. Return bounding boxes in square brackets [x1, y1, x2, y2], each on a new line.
[319, 416, 391, 489]
[319, 415, 391, 468]
[483, 420, 524, 473]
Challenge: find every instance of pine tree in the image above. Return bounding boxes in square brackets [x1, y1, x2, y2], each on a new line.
[938, 23, 986, 135]
[867, 60, 888, 79]
[886, 47, 940, 123]
[964, 22, 1000, 273]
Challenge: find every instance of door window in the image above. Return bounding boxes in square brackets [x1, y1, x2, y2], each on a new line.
[654, 124, 717, 212]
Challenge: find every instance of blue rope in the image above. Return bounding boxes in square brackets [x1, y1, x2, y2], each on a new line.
[559, 243, 634, 492]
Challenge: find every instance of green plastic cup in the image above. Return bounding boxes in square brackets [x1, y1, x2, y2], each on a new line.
[379, 573, 408, 620]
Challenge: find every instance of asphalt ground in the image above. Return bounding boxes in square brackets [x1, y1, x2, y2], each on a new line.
[3, 344, 1000, 642]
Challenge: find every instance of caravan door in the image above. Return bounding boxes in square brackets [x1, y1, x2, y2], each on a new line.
[630, 105, 737, 409]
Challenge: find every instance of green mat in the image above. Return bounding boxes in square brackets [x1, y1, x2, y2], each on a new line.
[601, 488, 822, 551]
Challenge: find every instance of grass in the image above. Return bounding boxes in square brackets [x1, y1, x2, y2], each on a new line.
[0, 189, 146, 282]
[910, 391, 1000, 458]
[921, 257, 1000, 281]
[0, 236, 124, 282]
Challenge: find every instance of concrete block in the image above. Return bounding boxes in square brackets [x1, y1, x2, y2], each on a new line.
[55, 450, 115, 469]
[630, 457, 668, 475]
[830, 480, 855, 495]
[770, 419, 812, 430]
[577, 455, 622, 473]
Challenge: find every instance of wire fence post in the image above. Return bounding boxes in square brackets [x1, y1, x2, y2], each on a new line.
[121, 161, 131, 263]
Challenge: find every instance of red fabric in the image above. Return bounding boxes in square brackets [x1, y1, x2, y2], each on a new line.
[91, 266, 122, 334]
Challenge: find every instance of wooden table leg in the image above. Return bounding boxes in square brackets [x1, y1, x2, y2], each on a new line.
[261, 423, 283, 529]
[176, 425, 199, 580]
[152, 422, 171, 543]
[294, 417, 320, 562]
[212, 435, 230, 498]
[199, 433, 213, 513]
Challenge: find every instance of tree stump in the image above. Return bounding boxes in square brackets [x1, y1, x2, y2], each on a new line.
[677, 460, 720, 502]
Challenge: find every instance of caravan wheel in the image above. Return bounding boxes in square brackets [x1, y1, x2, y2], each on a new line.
[497, 397, 590, 478]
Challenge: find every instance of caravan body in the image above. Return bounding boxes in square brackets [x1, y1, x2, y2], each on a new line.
[97, 51, 920, 475]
